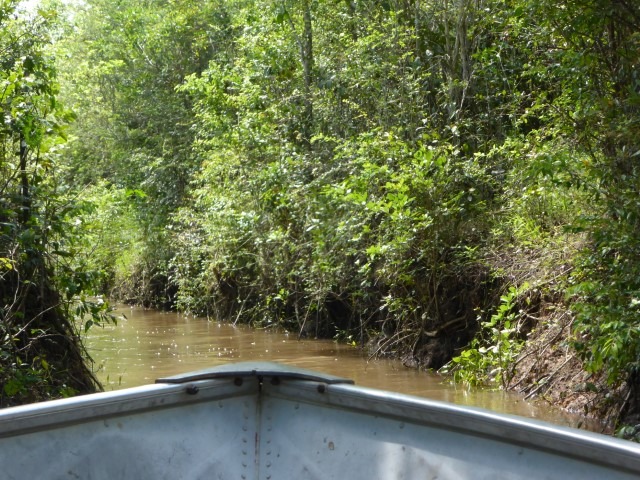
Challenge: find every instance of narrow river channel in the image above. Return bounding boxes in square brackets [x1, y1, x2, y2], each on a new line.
[84, 305, 601, 431]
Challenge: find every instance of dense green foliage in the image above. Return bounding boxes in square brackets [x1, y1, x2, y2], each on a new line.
[0, 0, 112, 406]
[543, 0, 640, 386]
[3, 0, 638, 419]
[54, 0, 640, 395]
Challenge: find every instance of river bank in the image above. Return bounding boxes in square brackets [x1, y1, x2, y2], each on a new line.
[507, 305, 632, 434]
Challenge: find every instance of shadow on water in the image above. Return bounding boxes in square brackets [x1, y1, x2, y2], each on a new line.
[83, 305, 605, 432]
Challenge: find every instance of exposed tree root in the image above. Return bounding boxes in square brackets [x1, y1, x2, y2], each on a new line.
[1, 269, 101, 408]
[506, 306, 628, 433]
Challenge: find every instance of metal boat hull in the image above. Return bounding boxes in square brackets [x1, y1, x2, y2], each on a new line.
[1, 362, 639, 479]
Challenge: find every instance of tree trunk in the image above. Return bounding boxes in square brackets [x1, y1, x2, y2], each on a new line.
[301, 0, 314, 148]
[19, 133, 29, 225]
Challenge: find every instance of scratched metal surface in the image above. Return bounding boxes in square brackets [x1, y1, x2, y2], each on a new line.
[1, 362, 639, 479]
[260, 380, 640, 480]
[0, 380, 258, 480]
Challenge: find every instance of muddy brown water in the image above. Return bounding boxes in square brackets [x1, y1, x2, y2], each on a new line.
[84, 305, 602, 431]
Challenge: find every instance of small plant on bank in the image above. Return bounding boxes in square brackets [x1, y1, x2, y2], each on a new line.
[442, 283, 529, 388]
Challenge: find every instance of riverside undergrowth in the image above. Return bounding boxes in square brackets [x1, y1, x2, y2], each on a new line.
[47, 0, 640, 430]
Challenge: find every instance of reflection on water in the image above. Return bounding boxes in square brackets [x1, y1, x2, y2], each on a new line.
[84, 305, 602, 431]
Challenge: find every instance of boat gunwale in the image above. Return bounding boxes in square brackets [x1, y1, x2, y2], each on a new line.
[0, 379, 257, 438]
[264, 379, 640, 475]
[1, 361, 640, 476]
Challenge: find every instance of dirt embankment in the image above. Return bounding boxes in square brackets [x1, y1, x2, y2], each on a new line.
[506, 306, 622, 433]
[426, 242, 640, 436]
[485, 243, 638, 436]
